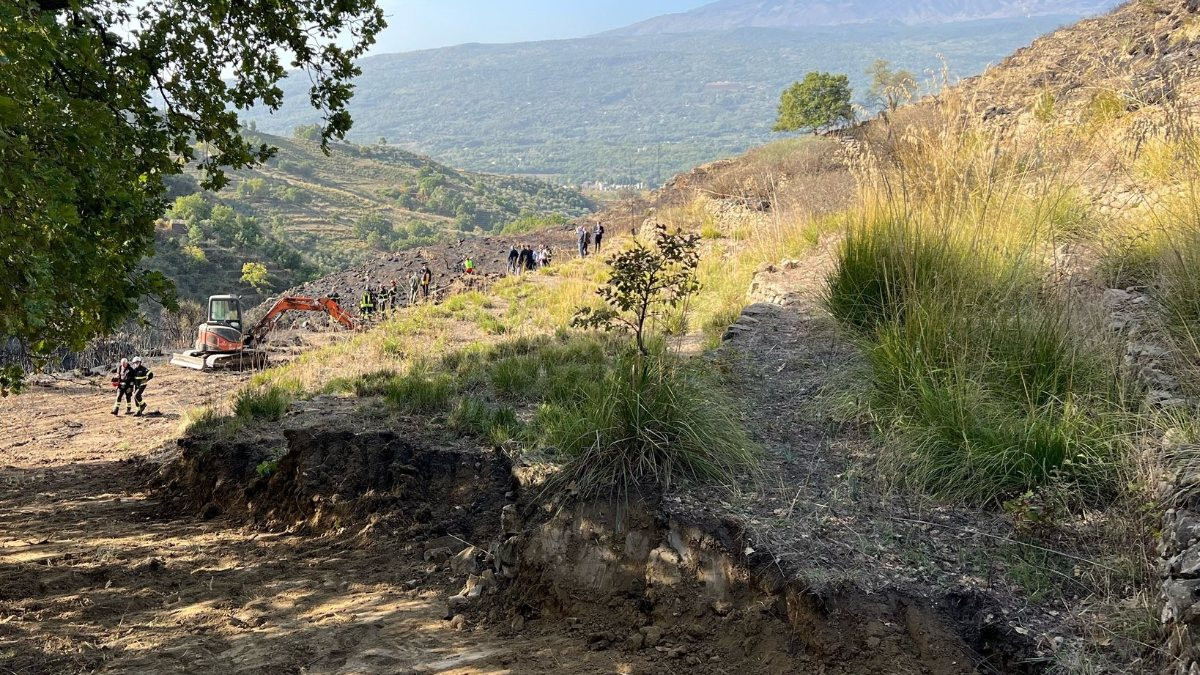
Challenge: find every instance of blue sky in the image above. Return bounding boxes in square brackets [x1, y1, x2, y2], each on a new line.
[373, 0, 710, 53]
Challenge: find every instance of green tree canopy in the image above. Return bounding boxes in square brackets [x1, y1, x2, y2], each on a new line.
[240, 262, 270, 293]
[0, 0, 384, 392]
[866, 59, 918, 113]
[772, 72, 854, 134]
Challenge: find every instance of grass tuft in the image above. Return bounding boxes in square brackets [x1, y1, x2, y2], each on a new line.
[533, 349, 758, 497]
[827, 217, 1132, 505]
[233, 385, 294, 421]
[381, 365, 455, 414]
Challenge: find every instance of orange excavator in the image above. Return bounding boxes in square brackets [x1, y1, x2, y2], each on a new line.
[170, 294, 356, 371]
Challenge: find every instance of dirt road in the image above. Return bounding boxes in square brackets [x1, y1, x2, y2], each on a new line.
[0, 355, 724, 674]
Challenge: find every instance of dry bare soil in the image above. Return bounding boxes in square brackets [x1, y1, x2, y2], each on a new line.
[0, 352, 634, 674]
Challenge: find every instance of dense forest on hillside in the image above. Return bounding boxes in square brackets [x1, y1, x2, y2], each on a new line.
[242, 17, 1082, 185]
[149, 133, 593, 303]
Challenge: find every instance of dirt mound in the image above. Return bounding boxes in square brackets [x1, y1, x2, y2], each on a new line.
[159, 425, 514, 542]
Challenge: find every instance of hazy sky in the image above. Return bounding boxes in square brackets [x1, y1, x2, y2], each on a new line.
[373, 0, 711, 53]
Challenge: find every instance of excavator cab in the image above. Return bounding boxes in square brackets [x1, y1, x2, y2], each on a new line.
[194, 295, 248, 353]
[207, 296, 243, 332]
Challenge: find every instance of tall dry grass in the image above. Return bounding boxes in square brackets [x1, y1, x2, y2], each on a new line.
[827, 90, 1140, 506]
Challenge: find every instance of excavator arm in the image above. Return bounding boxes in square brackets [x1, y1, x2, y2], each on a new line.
[246, 296, 357, 346]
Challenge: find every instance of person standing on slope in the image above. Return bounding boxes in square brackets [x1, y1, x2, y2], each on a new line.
[420, 264, 432, 301]
[576, 225, 588, 257]
[387, 278, 400, 313]
[507, 245, 519, 275]
[408, 270, 421, 305]
[593, 222, 605, 252]
[359, 285, 376, 317]
[516, 244, 528, 274]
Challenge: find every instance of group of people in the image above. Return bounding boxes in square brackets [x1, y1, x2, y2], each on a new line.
[575, 222, 604, 257]
[359, 264, 434, 317]
[361, 220, 609, 316]
[111, 356, 153, 416]
[507, 244, 553, 274]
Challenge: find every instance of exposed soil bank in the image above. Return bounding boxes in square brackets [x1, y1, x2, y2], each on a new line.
[160, 423, 1038, 673]
[160, 426, 513, 544]
[503, 499, 1038, 674]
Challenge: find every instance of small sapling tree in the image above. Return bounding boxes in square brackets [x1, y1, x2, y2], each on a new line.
[866, 59, 918, 113]
[573, 224, 701, 357]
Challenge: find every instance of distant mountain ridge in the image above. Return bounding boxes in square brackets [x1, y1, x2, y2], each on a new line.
[607, 0, 1120, 34]
[242, 17, 1086, 186]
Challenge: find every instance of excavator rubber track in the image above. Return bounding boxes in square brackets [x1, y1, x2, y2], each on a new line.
[169, 350, 269, 372]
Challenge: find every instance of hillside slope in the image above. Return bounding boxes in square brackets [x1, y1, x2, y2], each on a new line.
[150, 132, 593, 304]
[241, 18, 1082, 185]
[608, 0, 1118, 34]
[952, 0, 1195, 131]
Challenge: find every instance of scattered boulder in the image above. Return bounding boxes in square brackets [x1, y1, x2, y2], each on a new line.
[424, 535, 469, 556]
[640, 625, 664, 647]
[500, 503, 521, 536]
[424, 547, 453, 564]
[451, 546, 484, 576]
[495, 536, 521, 578]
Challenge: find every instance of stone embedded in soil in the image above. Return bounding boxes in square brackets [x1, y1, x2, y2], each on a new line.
[446, 594, 471, 616]
[1162, 579, 1200, 622]
[640, 625, 664, 647]
[451, 546, 483, 576]
[495, 536, 521, 578]
[424, 535, 469, 556]
[424, 547, 453, 563]
[500, 503, 521, 536]
[1176, 547, 1200, 577]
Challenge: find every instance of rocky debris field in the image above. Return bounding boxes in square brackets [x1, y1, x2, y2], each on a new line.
[261, 230, 583, 313]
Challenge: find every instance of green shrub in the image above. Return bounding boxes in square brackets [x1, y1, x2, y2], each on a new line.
[381, 366, 455, 414]
[181, 406, 227, 436]
[255, 460, 279, 478]
[827, 220, 1131, 505]
[824, 219, 984, 334]
[233, 385, 294, 421]
[533, 349, 758, 497]
[448, 397, 519, 445]
[490, 355, 540, 398]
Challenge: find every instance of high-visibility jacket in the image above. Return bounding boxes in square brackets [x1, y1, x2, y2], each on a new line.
[360, 291, 375, 310]
[126, 365, 153, 387]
